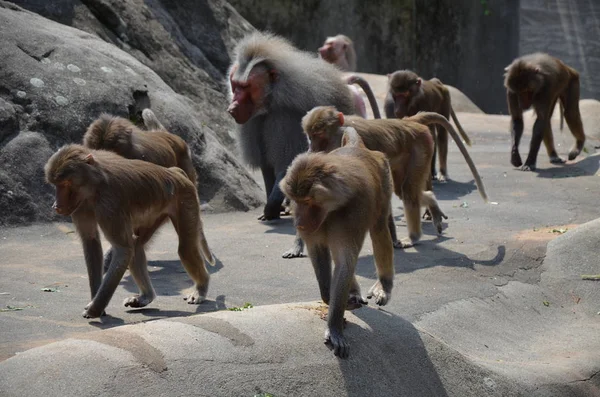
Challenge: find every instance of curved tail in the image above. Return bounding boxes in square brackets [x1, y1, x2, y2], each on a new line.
[142, 108, 165, 131]
[346, 75, 381, 119]
[450, 108, 472, 146]
[407, 112, 488, 203]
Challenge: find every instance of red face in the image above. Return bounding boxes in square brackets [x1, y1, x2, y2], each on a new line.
[295, 198, 326, 234]
[52, 180, 80, 216]
[392, 90, 411, 118]
[307, 131, 329, 153]
[227, 65, 272, 124]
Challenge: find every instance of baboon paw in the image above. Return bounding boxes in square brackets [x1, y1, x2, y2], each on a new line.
[436, 173, 448, 183]
[346, 294, 367, 310]
[123, 295, 153, 308]
[393, 238, 414, 249]
[422, 209, 432, 220]
[324, 328, 349, 358]
[367, 283, 390, 306]
[281, 248, 305, 258]
[549, 155, 566, 164]
[520, 164, 536, 172]
[511, 152, 523, 167]
[568, 150, 580, 161]
[184, 289, 207, 304]
[82, 303, 104, 318]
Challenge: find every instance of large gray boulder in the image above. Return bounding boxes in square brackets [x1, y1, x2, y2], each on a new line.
[0, 2, 263, 226]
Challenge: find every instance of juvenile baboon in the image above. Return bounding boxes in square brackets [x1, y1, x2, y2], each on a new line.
[83, 113, 197, 186]
[385, 70, 472, 182]
[141, 108, 165, 130]
[280, 127, 394, 358]
[227, 32, 379, 221]
[282, 106, 488, 257]
[504, 53, 585, 171]
[318, 34, 357, 72]
[45, 145, 214, 318]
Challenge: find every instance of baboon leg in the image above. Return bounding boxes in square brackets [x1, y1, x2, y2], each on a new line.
[366, 217, 394, 306]
[307, 243, 332, 304]
[523, 102, 551, 171]
[282, 234, 306, 258]
[508, 91, 524, 167]
[122, 217, 167, 308]
[171, 198, 210, 304]
[325, 244, 358, 358]
[543, 98, 564, 164]
[429, 126, 438, 180]
[421, 191, 447, 235]
[436, 126, 449, 182]
[72, 209, 103, 300]
[398, 196, 422, 249]
[562, 77, 586, 160]
[387, 212, 400, 247]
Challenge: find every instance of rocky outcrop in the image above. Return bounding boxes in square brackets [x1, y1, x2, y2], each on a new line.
[0, 2, 263, 226]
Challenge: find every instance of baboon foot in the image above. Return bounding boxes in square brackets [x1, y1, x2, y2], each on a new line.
[511, 151, 523, 168]
[82, 301, 105, 318]
[184, 285, 208, 304]
[393, 237, 416, 249]
[568, 147, 582, 161]
[436, 172, 448, 183]
[367, 281, 391, 306]
[123, 294, 154, 308]
[430, 208, 448, 235]
[324, 328, 349, 358]
[549, 155, 565, 164]
[346, 292, 367, 310]
[422, 209, 432, 220]
[520, 164, 536, 172]
[281, 246, 305, 258]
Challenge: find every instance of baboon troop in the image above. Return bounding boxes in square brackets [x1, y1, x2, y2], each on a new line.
[42, 30, 587, 359]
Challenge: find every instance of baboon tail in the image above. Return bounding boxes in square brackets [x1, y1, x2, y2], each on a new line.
[346, 75, 382, 119]
[407, 112, 489, 203]
[142, 108, 165, 131]
[450, 108, 472, 146]
[341, 127, 366, 148]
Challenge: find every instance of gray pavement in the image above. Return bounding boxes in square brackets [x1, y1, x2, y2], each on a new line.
[1, 112, 600, 396]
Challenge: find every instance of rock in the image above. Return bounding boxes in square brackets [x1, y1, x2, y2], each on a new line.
[0, 2, 263, 226]
[7, 0, 256, 151]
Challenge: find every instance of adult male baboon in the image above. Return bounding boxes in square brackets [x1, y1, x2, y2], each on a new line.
[318, 34, 357, 72]
[385, 70, 472, 182]
[45, 145, 213, 318]
[282, 106, 488, 257]
[227, 32, 379, 221]
[83, 112, 197, 185]
[280, 128, 394, 358]
[504, 53, 586, 171]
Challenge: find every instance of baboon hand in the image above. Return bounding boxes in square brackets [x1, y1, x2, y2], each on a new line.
[324, 327, 350, 358]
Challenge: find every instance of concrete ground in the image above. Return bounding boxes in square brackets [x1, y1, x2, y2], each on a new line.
[1, 108, 600, 395]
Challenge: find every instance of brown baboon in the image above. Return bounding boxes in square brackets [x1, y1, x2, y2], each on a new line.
[227, 32, 379, 221]
[282, 106, 488, 257]
[504, 53, 585, 171]
[279, 127, 394, 358]
[318, 34, 357, 72]
[83, 112, 197, 186]
[385, 70, 472, 182]
[44, 144, 213, 318]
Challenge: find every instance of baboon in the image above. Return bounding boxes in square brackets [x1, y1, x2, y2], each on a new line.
[279, 127, 394, 358]
[227, 32, 379, 221]
[141, 108, 165, 130]
[318, 34, 357, 72]
[45, 145, 214, 318]
[385, 70, 472, 182]
[83, 112, 197, 185]
[504, 53, 585, 171]
[283, 106, 488, 257]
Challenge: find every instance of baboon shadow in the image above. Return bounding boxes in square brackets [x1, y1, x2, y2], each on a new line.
[355, 241, 505, 279]
[338, 306, 448, 396]
[431, 178, 478, 201]
[263, 216, 297, 236]
[119, 256, 224, 297]
[535, 155, 600, 179]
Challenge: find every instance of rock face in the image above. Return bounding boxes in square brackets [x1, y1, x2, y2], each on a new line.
[0, 1, 263, 226]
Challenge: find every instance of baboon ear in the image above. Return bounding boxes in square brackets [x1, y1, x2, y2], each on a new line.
[337, 112, 345, 126]
[416, 78, 422, 86]
[85, 153, 95, 164]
